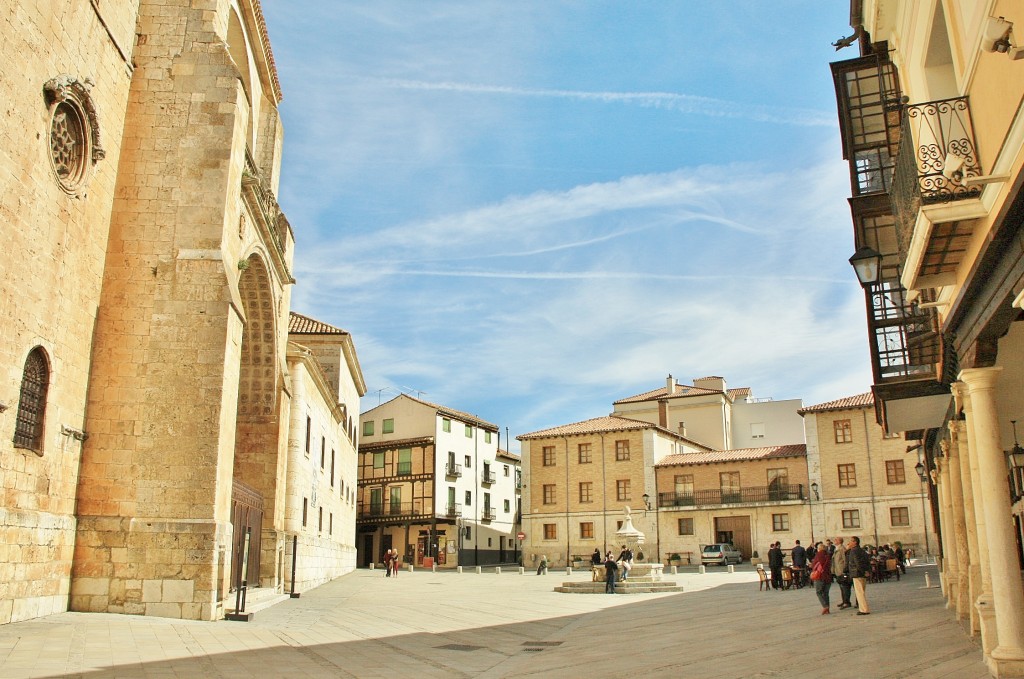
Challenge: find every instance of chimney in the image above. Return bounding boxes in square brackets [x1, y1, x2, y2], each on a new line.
[666, 374, 676, 395]
[678, 421, 687, 438]
[658, 400, 668, 428]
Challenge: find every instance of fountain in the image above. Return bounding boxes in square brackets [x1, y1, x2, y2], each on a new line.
[554, 507, 683, 594]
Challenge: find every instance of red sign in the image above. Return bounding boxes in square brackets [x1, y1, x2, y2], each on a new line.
[516, 532, 526, 541]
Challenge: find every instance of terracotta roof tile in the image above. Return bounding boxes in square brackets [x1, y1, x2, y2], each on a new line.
[517, 415, 709, 450]
[614, 381, 751, 405]
[289, 311, 348, 335]
[657, 444, 807, 466]
[798, 392, 873, 415]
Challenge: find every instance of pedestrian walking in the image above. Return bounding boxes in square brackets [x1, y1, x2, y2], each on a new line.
[810, 542, 833, 614]
[617, 544, 633, 581]
[390, 549, 400, 578]
[384, 548, 393, 577]
[536, 555, 548, 575]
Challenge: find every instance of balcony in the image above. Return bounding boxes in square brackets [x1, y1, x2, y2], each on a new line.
[481, 470, 496, 485]
[445, 503, 462, 518]
[481, 507, 496, 521]
[445, 462, 462, 478]
[357, 500, 427, 522]
[657, 483, 805, 509]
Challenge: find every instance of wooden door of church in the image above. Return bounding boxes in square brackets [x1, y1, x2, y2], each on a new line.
[231, 479, 264, 590]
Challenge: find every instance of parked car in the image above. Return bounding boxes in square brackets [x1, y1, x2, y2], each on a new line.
[701, 543, 742, 566]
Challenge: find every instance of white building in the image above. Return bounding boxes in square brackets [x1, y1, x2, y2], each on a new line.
[284, 312, 365, 591]
[358, 394, 520, 567]
[612, 375, 805, 450]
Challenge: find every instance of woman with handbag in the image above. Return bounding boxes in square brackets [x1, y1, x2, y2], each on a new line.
[810, 542, 833, 614]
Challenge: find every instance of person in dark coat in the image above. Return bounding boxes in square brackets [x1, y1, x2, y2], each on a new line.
[847, 536, 872, 615]
[791, 540, 808, 586]
[591, 548, 602, 566]
[768, 542, 784, 590]
[604, 552, 619, 593]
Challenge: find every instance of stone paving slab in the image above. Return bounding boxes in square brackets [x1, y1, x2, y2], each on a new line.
[0, 564, 988, 678]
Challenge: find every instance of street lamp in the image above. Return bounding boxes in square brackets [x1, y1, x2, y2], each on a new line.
[914, 457, 931, 556]
[1006, 420, 1024, 468]
[640, 493, 659, 564]
[810, 482, 820, 501]
[849, 245, 883, 287]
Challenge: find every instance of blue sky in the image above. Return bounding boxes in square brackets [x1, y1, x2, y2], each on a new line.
[261, 2, 871, 451]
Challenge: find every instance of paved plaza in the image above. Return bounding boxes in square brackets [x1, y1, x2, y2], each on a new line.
[0, 563, 988, 678]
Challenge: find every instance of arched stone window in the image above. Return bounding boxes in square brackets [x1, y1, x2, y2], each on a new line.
[14, 347, 50, 453]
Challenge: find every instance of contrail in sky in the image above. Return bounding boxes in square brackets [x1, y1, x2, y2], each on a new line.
[367, 77, 835, 127]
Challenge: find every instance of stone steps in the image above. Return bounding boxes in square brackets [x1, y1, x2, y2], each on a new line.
[555, 578, 684, 594]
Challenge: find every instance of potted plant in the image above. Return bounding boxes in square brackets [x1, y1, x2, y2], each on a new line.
[571, 555, 584, 568]
[750, 550, 762, 566]
[668, 552, 682, 566]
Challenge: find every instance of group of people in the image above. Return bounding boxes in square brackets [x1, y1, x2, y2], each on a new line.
[766, 537, 878, 616]
[593, 545, 634, 593]
[382, 548, 401, 577]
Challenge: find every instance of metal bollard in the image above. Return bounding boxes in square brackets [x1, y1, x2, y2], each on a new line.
[566, 567, 572, 575]
[475, 566, 482, 574]
[432, 564, 437, 573]
[369, 563, 375, 570]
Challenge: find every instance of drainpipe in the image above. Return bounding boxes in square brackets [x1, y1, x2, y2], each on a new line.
[562, 435, 571, 567]
[863, 409, 880, 545]
[600, 433, 608, 554]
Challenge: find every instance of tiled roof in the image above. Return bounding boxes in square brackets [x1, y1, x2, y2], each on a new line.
[614, 385, 723, 404]
[657, 444, 807, 467]
[359, 436, 434, 451]
[400, 394, 499, 431]
[798, 392, 873, 415]
[496, 449, 520, 462]
[289, 311, 348, 335]
[517, 416, 709, 450]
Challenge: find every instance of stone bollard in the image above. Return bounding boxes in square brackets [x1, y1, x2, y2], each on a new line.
[369, 563, 375, 570]
[519, 567, 525, 575]
[728, 565, 735, 573]
[496, 567, 502, 575]
[432, 564, 437, 573]
[407, 563, 413, 573]
[457, 566, 463, 574]
[475, 566, 482, 574]
[699, 565, 706, 574]
[566, 567, 572, 575]
[671, 565, 678, 575]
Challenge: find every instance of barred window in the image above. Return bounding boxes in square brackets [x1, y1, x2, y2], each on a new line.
[14, 347, 49, 453]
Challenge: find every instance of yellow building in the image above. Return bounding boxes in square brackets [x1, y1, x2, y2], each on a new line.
[801, 393, 933, 553]
[832, 1, 1024, 674]
[517, 415, 706, 568]
[654, 444, 810, 564]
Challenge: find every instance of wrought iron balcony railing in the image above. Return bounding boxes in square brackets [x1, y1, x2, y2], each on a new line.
[657, 483, 805, 508]
[481, 507, 496, 521]
[358, 500, 425, 521]
[900, 96, 982, 205]
[445, 503, 462, 517]
[865, 281, 943, 384]
[445, 462, 462, 478]
[481, 470, 496, 485]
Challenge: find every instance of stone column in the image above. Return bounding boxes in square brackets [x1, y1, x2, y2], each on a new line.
[947, 420, 973, 622]
[934, 451, 956, 603]
[959, 382, 994, 647]
[960, 368, 1024, 674]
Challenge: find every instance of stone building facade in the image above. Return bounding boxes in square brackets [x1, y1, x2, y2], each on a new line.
[0, 0, 352, 624]
[284, 313, 365, 592]
[831, 2, 1024, 673]
[517, 415, 705, 569]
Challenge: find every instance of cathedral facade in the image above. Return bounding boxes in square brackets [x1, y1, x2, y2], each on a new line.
[0, 0, 344, 623]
